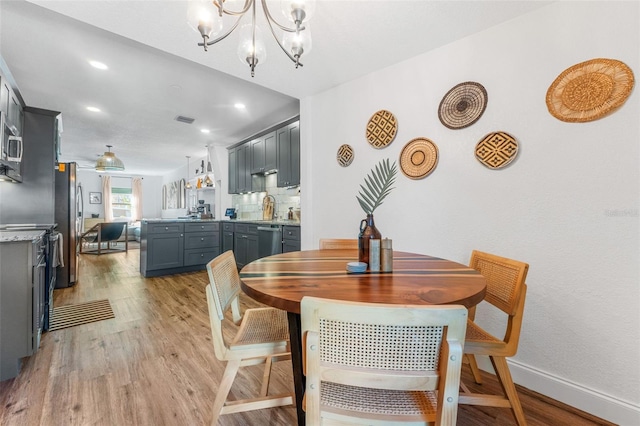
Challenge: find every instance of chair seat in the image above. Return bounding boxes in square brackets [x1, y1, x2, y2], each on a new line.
[231, 307, 289, 348]
[465, 320, 503, 344]
[321, 381, 438, 420]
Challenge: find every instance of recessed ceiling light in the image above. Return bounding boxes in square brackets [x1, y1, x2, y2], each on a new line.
[201, 129, 210, 134]
[89, 60, 108, 70]
[86, 106, 101, 112]
[234, 103, 246, 109]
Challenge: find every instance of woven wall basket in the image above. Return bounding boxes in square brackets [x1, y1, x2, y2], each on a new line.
[365, 110, 398, 148]
[438, 81, 488, 129]
[475, 131, 518, 170]
[546, 58, 634, 123]
[336, 144, 354, 167]
[399, 138, 439, 179]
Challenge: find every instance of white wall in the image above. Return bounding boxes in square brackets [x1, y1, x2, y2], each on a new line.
[77, 169, 163, 221]
[300, 2, 639, 424]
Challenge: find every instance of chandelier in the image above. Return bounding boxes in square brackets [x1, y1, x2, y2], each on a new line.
[95, 145, 125, 171]
[187, 0, 315, 77]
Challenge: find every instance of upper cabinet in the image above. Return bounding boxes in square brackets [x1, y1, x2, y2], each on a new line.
[250, 131, 277, 174]
[276, 121, 300, 188]
[227, 119, 299, 194]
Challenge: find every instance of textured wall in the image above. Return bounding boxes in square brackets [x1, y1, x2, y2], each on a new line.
[300, 1, 639, 423]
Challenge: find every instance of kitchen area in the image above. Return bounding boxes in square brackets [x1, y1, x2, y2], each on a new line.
[141, 122, 301, 276]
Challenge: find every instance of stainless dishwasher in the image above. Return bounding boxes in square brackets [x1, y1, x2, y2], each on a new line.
[257, 225, 283, 258]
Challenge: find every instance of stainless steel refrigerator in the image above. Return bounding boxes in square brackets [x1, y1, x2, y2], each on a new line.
[55, 162, 82, 288]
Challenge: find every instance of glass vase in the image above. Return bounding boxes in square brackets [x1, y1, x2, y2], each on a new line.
[358, 214, 382, 266]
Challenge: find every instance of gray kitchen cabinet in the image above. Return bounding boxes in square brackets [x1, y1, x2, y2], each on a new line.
[282, 225, 301, 253]
[143, 223, 184, 273]
[140, 221, 223, 277]
[251, 131, 277, 174]
[237, 143, 248, 193]
[276, 121, 300, 187]
[0, 232, 45, 381]
[228, 147, 238, 194]
[233, 222, 259, 269]
[183, 222, 220, 266]
[222, 222, 234, 253]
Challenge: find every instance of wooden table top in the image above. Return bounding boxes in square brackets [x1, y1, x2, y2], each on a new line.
[240, 250, 487, 314]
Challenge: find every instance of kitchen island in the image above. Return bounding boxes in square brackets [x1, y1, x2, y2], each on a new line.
[139, 219, 300, 277]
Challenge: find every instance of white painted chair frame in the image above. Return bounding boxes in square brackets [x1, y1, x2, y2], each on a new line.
[301, 296, 468, 425]
[205, 251, 294, 425]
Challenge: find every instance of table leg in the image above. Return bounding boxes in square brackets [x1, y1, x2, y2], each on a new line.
[287, 312, 306, 426]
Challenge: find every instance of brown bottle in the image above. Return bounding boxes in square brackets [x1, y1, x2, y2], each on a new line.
[358, 214, 381, 267]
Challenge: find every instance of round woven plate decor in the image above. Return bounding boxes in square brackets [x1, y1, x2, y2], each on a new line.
[475, 131, 518, 170]
[336, 144, 354, 167]
[438, 81, 488, 129]
[546, 58, 634, 122]
[365, 110, 397, 148]
[399, 138, 438, 180]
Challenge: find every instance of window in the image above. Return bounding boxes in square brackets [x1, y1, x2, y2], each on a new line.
[111, 187, 132, 220]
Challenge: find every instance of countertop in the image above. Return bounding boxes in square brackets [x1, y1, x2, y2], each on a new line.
[142, 218, 300, 226]
[0, 229, 46, 243]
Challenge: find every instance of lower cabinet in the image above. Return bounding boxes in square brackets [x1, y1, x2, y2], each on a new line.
[282, 225, 301, 253]
[234, 223, 259, 269]
[222, 222, 234, 253]
[140, 221, 220, 277]
[0, 234, 45, 381]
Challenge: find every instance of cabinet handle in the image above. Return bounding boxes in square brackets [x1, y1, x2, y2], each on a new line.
[180, 234, 183, 237]
[165, 227, 169, 230]
[201, 226, 204, 229]
[201, 238, 204, 241]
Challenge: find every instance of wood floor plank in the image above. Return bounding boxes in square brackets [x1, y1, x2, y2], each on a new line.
[0, 249, 614, 425]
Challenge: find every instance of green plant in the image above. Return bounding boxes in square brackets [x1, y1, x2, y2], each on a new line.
[356, 158, 398, 215]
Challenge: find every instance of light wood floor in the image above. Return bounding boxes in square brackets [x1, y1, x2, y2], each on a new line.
[0, 249, 614, 425]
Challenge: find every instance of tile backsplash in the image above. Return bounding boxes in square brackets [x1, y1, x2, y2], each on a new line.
[231, 174, 301, 221]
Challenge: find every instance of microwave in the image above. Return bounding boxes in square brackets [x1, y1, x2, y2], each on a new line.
[0, 112, 22, 182]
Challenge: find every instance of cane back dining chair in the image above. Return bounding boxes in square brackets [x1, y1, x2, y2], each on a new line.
[205, 250, 294, 424]
[79, 221, 128, 254]
[301, 296, 468, 425]
[459, 250, 530, 425]
[319, 239, 359, 250]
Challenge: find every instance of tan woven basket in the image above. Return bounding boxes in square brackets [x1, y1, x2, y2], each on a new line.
[399, 138, 438, 180]
[365, 110, 397, 148]
[336, 144, 354, 167]
[546, 58, 634, 122]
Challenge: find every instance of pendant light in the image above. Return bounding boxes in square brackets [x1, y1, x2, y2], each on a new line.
[185, 156, 193, 189]
[204, 145, 213, 186]
[95, 145, 125, 171]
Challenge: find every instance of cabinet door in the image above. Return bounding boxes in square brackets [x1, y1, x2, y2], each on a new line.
[7, 92, 21, 134]
[276, 126, 290, 187]
[147, 233, 184, 270]
[250, 137, 265, 174]
[276, 122, 300, 187]
[246, 234, 259, 264]
[282, 239, 301, 253]
[289, 123, 300, 186]
[263, 131, 277, 172]
[222, 231, 234, 252]
[234, 233, 249, 267]
[228, 147, 238, 194]
[237, 144, 250, 192]
[0, 80, 9, 117]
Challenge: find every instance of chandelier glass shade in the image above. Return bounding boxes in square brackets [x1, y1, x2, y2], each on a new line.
[187, 0, 315, 77]
[95, 145, 125, 171]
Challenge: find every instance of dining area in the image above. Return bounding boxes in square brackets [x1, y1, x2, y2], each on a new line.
[204, 240, 531, 425]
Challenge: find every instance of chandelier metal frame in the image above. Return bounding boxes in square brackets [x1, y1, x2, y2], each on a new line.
[191, 0, 313, 77]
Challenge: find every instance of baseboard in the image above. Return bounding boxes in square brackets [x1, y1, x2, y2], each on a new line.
[475, 357, 640, 425]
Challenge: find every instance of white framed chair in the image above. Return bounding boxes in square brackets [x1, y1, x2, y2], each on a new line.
[319, 239, 358, 250]
[301, 296, 468, 425]
[205, 250, 294, 424]
[459, 250, 530, 425]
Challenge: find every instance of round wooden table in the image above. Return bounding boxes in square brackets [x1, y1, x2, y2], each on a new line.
[240, 249, 487, 426]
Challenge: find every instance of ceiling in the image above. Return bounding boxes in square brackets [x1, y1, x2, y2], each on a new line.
[0, 0, 552, 176]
